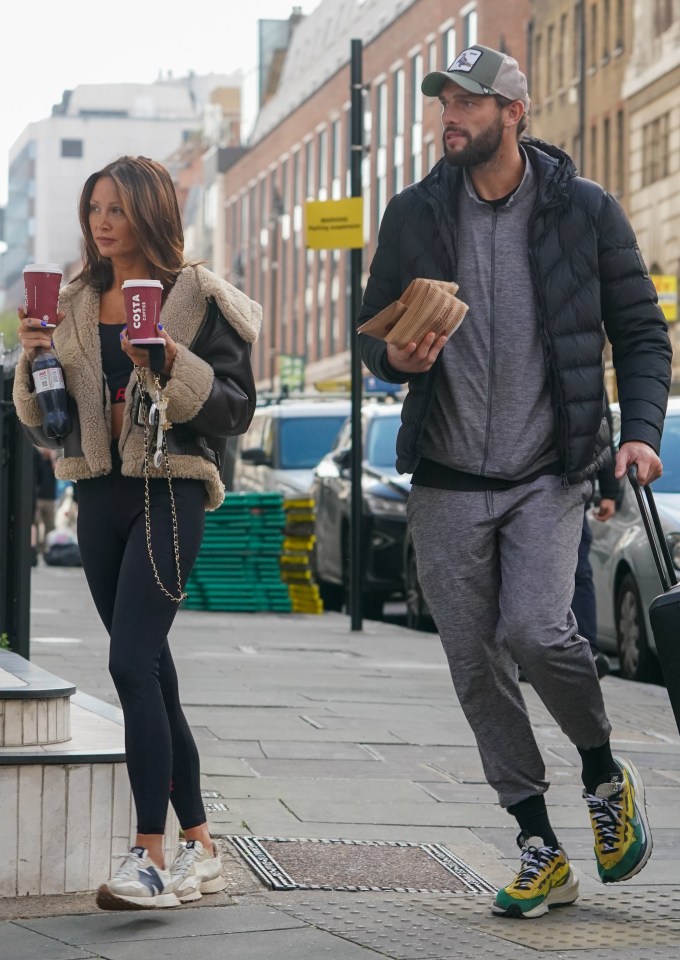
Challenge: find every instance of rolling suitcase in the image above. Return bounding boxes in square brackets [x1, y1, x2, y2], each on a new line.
[628, 465, 680, 735]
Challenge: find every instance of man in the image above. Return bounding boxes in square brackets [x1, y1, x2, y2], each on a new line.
[358, 44, 672, 919]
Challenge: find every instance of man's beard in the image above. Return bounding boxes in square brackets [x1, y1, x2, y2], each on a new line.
[442, 114, 504, 168]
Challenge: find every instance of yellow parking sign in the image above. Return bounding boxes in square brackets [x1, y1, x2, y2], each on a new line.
[305, 198, 364, 249]
[652, 274, 678, 322]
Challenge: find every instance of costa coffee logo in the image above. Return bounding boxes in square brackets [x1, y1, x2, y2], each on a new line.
[131, 293, 145, 329]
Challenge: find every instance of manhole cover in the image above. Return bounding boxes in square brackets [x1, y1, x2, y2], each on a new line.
[227, 836, 496, 894]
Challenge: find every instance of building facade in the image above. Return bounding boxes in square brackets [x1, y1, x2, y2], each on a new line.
[0, 73, 240, 307]
[222, 0, 530, 388]
[529, 0, 633, 204]
[624, 1, 680, 274]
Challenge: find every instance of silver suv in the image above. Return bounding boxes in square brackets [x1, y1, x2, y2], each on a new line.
[232, 397, 351, 496]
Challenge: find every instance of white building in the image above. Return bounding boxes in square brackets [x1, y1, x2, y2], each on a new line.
[1, 73, 239, 306]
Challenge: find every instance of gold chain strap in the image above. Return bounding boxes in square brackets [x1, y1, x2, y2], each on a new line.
[135, 368, 187, 603]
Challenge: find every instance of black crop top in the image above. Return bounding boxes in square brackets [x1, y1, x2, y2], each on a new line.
[99, 323, 134, 405]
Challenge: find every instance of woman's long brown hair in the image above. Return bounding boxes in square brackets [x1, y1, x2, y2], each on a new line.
[77, 156, 187, 293]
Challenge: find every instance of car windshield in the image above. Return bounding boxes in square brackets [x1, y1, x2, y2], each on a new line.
[654, 415, 680, 493]
[278, 415, 347, 469]
[366, 415, 401, 469]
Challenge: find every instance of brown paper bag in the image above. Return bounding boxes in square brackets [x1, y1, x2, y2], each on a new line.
[357, 277, 468, 349]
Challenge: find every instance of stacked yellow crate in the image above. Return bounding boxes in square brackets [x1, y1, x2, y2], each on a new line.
[280, 498, 324, 614]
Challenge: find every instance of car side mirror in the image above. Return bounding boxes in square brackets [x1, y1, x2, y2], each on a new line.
[240, 447, 271, 467]
[332, 448, 352, 472]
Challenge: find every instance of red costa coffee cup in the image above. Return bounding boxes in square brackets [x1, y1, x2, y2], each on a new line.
[122, 279, 164, 344]
[23, 263, 63, 328]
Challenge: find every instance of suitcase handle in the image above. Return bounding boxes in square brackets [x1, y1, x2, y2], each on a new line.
[627, 465, 678, 591]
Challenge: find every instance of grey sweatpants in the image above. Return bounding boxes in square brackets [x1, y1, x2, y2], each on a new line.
[407, 475, 612, 808]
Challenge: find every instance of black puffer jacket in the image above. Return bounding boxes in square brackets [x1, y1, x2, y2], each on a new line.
[358, 139, 672, 480]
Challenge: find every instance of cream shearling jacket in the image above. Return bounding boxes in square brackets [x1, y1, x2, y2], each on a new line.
[13, 265, 260, 510]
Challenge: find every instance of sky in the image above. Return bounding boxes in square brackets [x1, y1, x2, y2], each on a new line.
[0, 0, 321, 205]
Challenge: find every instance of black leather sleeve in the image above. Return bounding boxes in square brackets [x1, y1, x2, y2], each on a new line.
[185, 306, 257, 439]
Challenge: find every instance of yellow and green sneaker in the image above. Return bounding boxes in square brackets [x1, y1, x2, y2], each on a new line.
[584, 756, 652, 883]
[491, 833, 579, 919]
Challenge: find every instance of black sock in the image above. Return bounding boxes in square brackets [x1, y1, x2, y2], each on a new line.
[578, 740, 618, 795]
[507, 794, 559, 849]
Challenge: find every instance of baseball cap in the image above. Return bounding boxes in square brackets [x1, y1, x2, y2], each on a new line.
[421, 44, 529, 110]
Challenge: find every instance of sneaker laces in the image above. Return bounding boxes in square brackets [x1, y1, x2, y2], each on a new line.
[512, 840, 559, 890]
[111, 848, 146, 882]
[584, 780, 625, 855]
[170, 843, 198, 880]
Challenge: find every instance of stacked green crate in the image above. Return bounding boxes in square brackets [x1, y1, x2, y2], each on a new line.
[183, 492, 292, 612]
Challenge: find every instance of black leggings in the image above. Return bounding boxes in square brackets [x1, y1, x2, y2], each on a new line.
[76, 447, 206, 834]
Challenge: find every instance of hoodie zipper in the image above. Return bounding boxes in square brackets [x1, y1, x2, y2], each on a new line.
[480, 208, 498, 476]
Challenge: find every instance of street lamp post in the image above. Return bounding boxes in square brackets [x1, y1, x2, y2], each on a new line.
[269, 189, 284, 394]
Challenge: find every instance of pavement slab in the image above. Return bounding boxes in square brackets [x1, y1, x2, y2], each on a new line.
[16, 564, 680, 959]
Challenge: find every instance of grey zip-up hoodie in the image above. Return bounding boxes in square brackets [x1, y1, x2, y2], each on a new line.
[422, 153, 558, 479]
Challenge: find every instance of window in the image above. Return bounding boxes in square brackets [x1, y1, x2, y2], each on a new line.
[375, 82, 388, 226]
[429, 39, 438, 74]
[615, 0, 625, 49]
[603, 116, 611, 189]
[279, 416, 348, 469]
[443, 27, 456, 67]
[331, 118, 342, 200]
[603, 0, 610, 58]
[463, 10, 478, 47]
[427, 139, 437, 173]
[411, 53, 423, 183]
[292, 150, 301, 351]
[547, 24, 555, 95]
[534, 33, 542, 102]
[590, 3, 598, 70]
[317, 128, 328, 200]
[280, 160, 289, 351]
[393, 68, 405, 193]
[616, 110, 625, 197]
[558, 14, 568, 89]
[61, 139, 82, 158]
[573, 3, 582, 78]
[642, 113, 671, 187]
[654, 0, 674, 36]
[590, 122, 598, 181]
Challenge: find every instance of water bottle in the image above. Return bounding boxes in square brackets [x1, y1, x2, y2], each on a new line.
[31, 347, 72, 442]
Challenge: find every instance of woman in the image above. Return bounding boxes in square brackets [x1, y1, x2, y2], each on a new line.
[14, 156, 260, 910]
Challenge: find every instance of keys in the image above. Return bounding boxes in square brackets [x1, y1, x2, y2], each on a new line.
[153, 397, 169, 468]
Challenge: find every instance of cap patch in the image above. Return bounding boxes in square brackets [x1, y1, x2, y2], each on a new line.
[448, 49, 482, 73]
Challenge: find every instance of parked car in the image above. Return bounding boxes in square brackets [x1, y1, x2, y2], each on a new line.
[311, 402, 408, 619]
[232, 397, 350, 496]
[590, 397, 680, 682]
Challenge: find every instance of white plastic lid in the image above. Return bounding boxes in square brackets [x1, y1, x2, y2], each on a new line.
[121, 279, 163, 289]
[23, 263, 63, 274]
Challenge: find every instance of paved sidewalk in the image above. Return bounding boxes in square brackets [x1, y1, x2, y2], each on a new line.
[2, 564, 680, 959]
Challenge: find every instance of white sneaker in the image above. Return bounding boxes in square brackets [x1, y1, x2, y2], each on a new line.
[96, 847, 180, 910]
[168, 840, 227, 902]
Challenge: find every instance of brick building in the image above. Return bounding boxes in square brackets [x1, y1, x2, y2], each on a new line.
[221, 0, 530, 388]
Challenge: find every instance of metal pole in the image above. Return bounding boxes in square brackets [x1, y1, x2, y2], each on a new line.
[0, 352, 33, 658]
[349, 38, 364, 631]
[269, 192, 281, 393]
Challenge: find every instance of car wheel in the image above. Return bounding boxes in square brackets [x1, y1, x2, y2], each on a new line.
[615, 572, 662, 683]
